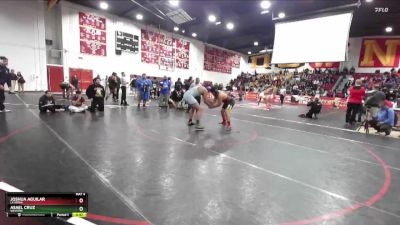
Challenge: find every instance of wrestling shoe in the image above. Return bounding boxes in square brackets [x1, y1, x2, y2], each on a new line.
[188, 121, 195, 126]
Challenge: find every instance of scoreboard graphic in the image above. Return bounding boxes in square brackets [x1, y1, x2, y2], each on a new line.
[115, 31, 139, 55]
[5, 192, 88, 218]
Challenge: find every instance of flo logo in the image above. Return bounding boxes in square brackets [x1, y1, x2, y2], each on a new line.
[375, 7, 389, 13]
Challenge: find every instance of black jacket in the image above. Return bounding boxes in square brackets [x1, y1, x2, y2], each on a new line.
[86, 84, 105, 99]
[39, 95, 55, 108]
[0, 65, 11, 86]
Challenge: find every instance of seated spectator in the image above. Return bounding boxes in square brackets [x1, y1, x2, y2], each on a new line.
[39, 91, 63, 113]
[86, 78, 105, 112]
[299, 97, 322, 119]
[368, 100, 396, 135]
[69, 90, 88, 113]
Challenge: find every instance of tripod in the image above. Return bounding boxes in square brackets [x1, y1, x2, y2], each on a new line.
[357, 108, 370, 134]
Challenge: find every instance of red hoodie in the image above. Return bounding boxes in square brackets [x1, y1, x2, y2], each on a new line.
[348, 86, 365, 104]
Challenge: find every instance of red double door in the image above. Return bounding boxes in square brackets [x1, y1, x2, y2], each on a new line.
[69, 68, 93, 91]
[47, 66, 93, 92]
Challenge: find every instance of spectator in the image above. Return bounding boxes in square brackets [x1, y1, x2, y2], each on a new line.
[16, 72, 25, 93]
[39, 91, 60, 113]
[159, 75, 171, 107]
[368, 100, 396, 135]
[151, 77, 158, 99]
[279, 87, 286, 105]
[346, 79, 365, 125]
[86, 78, 105, 112]
[9, 69, 17, 94]
[0, 56, 11, 112]
[174, 78, 183, 91]
[299, 97, 322, 119]
[69, 90, 88, 113]
[116, 74, 121, 101]
[120, 72, 129, 106]
[130, 75, 137, 94]
[170, 88, 184, 109]
[71, 75, 79, 90]
[136, 73, 152, 108]
[107, 72, 118, 102]
[60, 81, 74, 99]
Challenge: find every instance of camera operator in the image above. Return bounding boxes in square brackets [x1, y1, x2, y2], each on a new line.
[364, 85, 386, 118]
[299, 97, 322, 119]
[346, 79, 365, 125]
[368, 100, 396, 136]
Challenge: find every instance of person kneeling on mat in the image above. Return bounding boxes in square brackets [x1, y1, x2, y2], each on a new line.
[69, 90, 88, 113]
[86, 78, 105, 112]
[183, 84, 213, 130]
[39, 91, 64, 113]
[207, 86, 235, 131]
[299, 97, 322, 119]
[368, 100, 396, 136]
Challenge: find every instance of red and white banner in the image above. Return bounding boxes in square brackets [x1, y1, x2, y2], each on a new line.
[141, 29, 190, 70]
[204, 45, 240, 74]
[309, 62, 340, 68]
[359, 38, 400, 68]
[79, 12, 106, 56]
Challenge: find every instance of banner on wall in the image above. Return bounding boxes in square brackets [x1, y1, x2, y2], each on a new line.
[359, 38, 400, 68]
[79, 12, 107, 56]
[203, 45, 240, 74]
[249, 54, 271, 68]
[276, 63, 304, 69]
[309, 62, 340, 68]
[140, 29, 190, 70]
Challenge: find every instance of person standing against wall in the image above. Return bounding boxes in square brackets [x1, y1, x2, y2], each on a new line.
[0, 56, 11, 112]
[120, 72, 129, 106]
[9, 69, 17, 94]
[16, 72, 25, 93]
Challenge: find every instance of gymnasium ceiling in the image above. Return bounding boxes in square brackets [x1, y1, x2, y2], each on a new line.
[67, 0, 400, 54]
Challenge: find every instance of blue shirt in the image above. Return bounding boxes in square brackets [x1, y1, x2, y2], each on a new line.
[374, 107, 395, 126]
[136, 78, 152, 93]
[159, 80, 171, 95]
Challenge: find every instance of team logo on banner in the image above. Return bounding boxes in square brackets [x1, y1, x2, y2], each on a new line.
[359, 38, 400, 67]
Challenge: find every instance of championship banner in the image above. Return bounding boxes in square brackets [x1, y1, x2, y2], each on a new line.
[203, 45, 240, 74]
[309, 62, 340, 68]
[79, 12, 106, 56]
[276, 63, 304, 69]
[359, 38, 400, 68]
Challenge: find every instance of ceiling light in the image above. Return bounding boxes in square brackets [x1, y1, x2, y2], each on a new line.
[182, 30, 185, 33]
[259, 49, 267, 53]
[208, 15, 217, 22]
[385, 26, 393, 33]
[215, 21, 222, 25]
[192, 33, 197, 37]
[99, 1, 108, 10]
[365, 0, 373, 2]
[248, 51, 252, 55]
[174, 26, 179, 31]
[226, 22, 234, 30]
[169, 0, 179, 7]
[278, 12, 285, 18]
[254, 41, 259, 46]
[260, 10, 269, 15]
[260, 1, 271, 9]
[136, 14, 143, 20]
